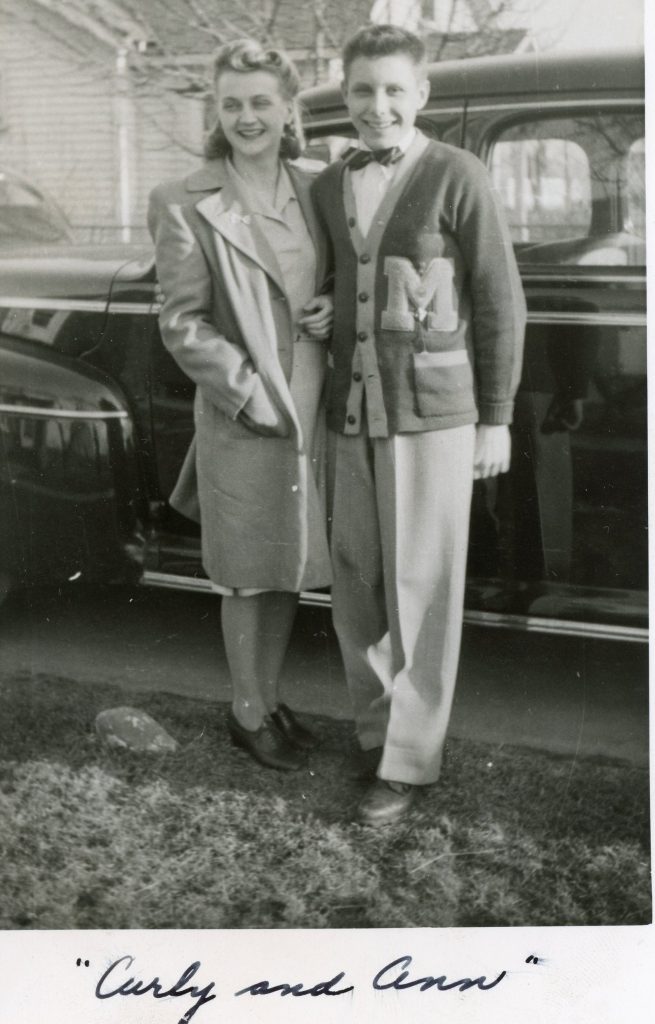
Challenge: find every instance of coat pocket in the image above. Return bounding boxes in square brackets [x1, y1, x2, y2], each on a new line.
[412, 348, 475, 418]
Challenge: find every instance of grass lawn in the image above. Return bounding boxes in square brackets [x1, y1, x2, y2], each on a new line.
[0, 671, 650, 929]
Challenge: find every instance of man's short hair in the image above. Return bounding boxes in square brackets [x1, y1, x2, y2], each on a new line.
[342, 24, 427, 81]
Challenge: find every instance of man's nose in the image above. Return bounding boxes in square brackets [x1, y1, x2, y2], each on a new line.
[370, 89, 390, 114]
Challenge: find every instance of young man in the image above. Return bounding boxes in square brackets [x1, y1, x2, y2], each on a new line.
[312, 24, 526, 826]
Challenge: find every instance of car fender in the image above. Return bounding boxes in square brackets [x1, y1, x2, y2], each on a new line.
[0, 336, 146, 591]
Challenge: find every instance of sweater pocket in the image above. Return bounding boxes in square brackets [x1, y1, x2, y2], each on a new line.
[412, 348, 475, 418]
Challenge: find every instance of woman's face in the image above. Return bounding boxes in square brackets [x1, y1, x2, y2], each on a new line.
[215, 69, 292, 162]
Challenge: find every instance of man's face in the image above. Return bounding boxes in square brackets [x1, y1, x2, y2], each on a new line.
[343, 54, 429, 150]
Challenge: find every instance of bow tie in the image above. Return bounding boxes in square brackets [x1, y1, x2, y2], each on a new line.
[343, 146, 403, 170]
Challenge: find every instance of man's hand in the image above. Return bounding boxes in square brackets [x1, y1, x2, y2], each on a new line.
[474, 424, 511, 480]
[298, 294, 333, 340]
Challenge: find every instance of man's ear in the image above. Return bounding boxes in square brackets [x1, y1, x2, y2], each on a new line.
[417, 75, 430, 110]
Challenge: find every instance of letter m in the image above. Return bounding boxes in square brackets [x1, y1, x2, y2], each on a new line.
[381, 256, 458, 332]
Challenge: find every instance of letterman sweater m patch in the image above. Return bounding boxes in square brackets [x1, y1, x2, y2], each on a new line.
[311, 137, 527, 438]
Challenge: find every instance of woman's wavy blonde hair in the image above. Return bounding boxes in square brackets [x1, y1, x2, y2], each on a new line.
[204, 39, 304, 160]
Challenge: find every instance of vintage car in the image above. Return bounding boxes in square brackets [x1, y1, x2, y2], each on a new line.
[0, 168, 72, 247]
[0, 48, 646, 642]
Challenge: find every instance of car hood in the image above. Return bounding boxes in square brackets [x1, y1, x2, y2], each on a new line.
[0, 244, 155, 301]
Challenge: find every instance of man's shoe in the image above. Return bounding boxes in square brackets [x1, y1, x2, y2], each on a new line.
[357, 779, 417, 827]
[227, 710, 304, 771]
[270, 703, 318, 751]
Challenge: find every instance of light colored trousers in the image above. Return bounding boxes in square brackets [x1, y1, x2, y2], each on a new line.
[330, 424, 475, 785]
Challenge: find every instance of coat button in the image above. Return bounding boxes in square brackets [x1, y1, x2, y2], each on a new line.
[359, 254, 371, 264]
[358, 292, 368, 302]
[353, 371, 362, 382]
[357, 331, 367, 342]
[347, 414, 357, 425]
[348, 217, 356, 227]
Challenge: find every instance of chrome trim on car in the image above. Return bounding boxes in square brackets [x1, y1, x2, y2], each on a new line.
[463, 610, 647, 643]
[0, 403, 128, 420]
[522, 273, 645, 285]
[108, 302, 156, 314]
[1, 299, 644, 326]
[527, 311, 646, 327]
[0, 297, 111, 313]
[465, 98, 643, 113]
[141, 571, 647, 643]
[0, 298, 155, 314]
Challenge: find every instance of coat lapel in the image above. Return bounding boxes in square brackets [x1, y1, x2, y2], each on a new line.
[286, 163, 327, 292]
[193, 162, 286, 295]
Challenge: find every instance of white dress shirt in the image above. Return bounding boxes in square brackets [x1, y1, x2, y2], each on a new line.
[349, 129, 417, 236]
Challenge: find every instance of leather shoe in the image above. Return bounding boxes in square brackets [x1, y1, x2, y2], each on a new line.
[227, 710, 303, 771]
[270, 703, 318, 751]
[357, 779, 417, 827]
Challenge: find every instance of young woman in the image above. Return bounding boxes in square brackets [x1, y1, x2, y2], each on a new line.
[148, 40, 333, 771]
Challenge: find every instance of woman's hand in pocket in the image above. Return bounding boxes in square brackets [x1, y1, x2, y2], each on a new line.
[298, 294, 333, 340]
[239, 382, 290, 437]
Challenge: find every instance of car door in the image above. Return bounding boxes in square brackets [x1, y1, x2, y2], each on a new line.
[463, 93, 646, 637]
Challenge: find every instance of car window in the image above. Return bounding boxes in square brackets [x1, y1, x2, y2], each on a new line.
[489, 112, 645, 267]
[302, 133, 356, 166]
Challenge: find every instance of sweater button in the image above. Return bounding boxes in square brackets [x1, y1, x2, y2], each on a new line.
[357, 331, 367, 342]
[358, 292, 369, 302]
[348, 217, 356, 227]
[353, 371, 362, 382]
[347, 414, 357, 425]
[359, 253, 371, 264]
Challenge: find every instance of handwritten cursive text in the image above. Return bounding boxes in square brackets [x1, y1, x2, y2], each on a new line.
[373, 954, 507, 992]
[235, 971, 354, 998]
[95, 955, 216, 1022]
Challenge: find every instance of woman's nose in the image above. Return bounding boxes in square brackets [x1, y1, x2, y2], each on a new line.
[238, 105, 257, 122]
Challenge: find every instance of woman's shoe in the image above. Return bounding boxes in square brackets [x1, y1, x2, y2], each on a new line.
[270, 703, 318, 751]
[227, 710, 304, 771]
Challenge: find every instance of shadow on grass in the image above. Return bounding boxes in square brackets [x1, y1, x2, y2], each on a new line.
[0, 672, 650, 929]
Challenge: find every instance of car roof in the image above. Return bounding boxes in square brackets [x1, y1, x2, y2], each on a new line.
[300, 48, 644, 122]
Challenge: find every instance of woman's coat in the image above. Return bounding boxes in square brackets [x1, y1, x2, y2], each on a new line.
[147, 158, 331, 591]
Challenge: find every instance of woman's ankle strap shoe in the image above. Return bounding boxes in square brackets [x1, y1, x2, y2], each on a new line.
[227, 710, 304, 771]
[270, 703, 318, 751]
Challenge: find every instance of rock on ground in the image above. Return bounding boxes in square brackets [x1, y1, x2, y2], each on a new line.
[95, 706, 178, 753]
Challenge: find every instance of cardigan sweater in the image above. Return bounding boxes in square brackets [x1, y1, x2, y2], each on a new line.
[311, 134, 527, 437]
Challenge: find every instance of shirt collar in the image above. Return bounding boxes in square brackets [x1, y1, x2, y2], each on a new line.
[225, 158, 296, 219]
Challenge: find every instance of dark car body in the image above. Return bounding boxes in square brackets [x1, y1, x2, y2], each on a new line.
[0, 49, 646, 642]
